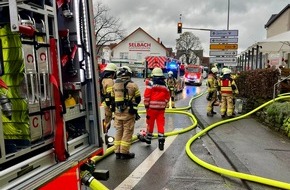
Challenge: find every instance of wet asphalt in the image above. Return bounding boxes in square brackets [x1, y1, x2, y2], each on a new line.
[94, 78, 290, 190]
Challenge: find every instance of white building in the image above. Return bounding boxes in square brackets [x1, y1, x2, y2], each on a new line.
[110, 27, 170, 75]
[239, 4, 290, 69]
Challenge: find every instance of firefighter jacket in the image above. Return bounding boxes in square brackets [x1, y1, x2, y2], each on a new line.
[218, 75, 239, 96]
[144, 79, 170, 110]
[207, 73, 218, 93]
[102, 78, 114, 105]
[166, 77, 176, 88]
[111, 78, 141, 120]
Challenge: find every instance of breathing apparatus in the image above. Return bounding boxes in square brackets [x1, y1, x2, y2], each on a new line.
[114, 66, 132, 112]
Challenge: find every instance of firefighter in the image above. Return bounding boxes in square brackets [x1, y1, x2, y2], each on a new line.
[218, 68, 239, 118]
[206, 67, 218, 117]
[111, 66, 141, 159]
[101, 63, 117, 133]
[139, 67, 170, 150]
[166, 71, 177, 108]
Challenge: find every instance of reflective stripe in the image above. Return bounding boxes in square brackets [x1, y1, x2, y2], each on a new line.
[221, 86, 233, 94]
[115, 97, 124, 101]
[150, 100, 166, 105]
[135, 90, 141, 96]
[149, 105, 166, 109]
[121, 141, 131, 147]
[114, 140, 121, 146]
[149, 100, 167, 109]
[107, 86, 113, 93]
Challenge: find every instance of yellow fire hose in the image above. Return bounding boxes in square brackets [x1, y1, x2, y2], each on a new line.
[186, 94, 290, 189]
[88, 92, 290, 189]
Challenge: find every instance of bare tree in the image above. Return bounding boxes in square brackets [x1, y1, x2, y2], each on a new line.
[93, 2, 125, 55]
[176, 32, 203, 64]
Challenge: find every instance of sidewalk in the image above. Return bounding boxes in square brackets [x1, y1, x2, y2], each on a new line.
[191, 93, 290, 189]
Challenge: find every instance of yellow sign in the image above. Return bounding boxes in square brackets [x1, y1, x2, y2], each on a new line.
[210, 44, 238, 50]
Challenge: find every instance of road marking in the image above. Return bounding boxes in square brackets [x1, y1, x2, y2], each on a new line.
[115, 135, 178, 190]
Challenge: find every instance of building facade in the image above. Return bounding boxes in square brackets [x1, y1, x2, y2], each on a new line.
[238, 4, 290, 70]
[110, 27, 169, 75]
[265, 4, 290, 38]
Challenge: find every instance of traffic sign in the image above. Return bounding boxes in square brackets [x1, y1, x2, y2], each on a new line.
[224, 63, 238, 67]
[209, 57, 237, 63]
[209, 50, 237, 56]
[210, 30, 238, 37]
[210, 44, 238, 50]
[210, 38, 238, 43]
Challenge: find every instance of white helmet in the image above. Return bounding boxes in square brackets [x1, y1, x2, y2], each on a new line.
[104, 63, 117, 72]
[151, 68, 164, 77]
[117, 66, 132, 77]
[211, 67, 218, 73]
[223, 68, 231, 75]
[168, 71, 173, 75]
[121, 66, 132, 74]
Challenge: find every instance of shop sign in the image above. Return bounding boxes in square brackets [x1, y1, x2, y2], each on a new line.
[129, 42, 151, 51]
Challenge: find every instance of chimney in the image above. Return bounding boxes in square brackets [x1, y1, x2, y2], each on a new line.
[157, 37, 160, 43]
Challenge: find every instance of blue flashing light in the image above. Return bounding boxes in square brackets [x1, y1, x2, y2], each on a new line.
[168, 62, 177, 69]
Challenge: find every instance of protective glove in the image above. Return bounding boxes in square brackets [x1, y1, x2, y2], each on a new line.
[110, 104, 115, 112]
[231, 85, 237, 91]
[135, 113, 141, 121]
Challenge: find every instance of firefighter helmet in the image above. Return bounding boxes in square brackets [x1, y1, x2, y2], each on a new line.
[221, 67, 227, 74]
[168, 71, 173, 76]
[121, 66, 132, 73]
[223, 68, 231, 75]
[104, 63, 118, 72]
[151, 68, 164, 77]
[118, 66, 132, 77]
[211, 67, 218, 73]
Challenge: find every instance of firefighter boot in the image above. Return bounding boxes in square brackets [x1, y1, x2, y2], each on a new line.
[158, 138, 165, 151]
[121, 152, 135, 159]
[115, 153, 121, 159]
[171, 101, 176, 108]
[207, 112, 213, 117]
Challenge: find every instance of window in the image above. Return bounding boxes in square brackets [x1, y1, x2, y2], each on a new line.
[120, 52, 128, 59]
[137, 53, 142, 61]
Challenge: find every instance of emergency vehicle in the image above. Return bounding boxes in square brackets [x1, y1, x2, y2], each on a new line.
[0, 1, 108, 189]
[184, 64, 205, 86]
[145, 56, 185, 92]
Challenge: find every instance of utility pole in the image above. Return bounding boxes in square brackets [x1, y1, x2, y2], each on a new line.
[227, 0, 230, 30]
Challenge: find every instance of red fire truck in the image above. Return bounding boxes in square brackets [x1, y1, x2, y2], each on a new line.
[0, 1, 108, 189]
[145, 56, 185, 92]
[184, 64, 205, 86]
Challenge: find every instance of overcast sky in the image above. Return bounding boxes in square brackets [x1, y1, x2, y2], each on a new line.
[97, 0, 289, 57]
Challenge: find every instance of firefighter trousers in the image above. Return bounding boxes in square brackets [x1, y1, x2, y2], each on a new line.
[206, 94, 217, 113]
[104, 105, 113, 131]
[166, 89, 175, 108]
[114, 117, 135, 154]
[146, 108, 165, 134]
[220, 95, 234, 116]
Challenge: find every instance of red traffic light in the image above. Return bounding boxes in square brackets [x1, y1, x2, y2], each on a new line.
[177, 22, 182, 34]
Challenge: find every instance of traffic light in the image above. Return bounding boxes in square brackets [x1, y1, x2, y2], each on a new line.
[177, 22, 182, 34]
